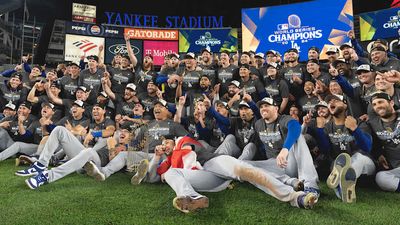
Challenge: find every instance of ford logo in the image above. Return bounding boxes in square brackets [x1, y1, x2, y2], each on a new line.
[108, 44, 140, 55]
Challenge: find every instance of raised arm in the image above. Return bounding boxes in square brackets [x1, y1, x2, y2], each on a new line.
[27, 82, 40, 103]
[125, 33, 138, 67]
[174, 95, 186, 123]
[45, 82, 63, 105]
[101, 75, 116, 101]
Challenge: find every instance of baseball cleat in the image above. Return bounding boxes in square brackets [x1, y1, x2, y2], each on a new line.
[15, 161, 46, 177]
[131, 159, 149, 185]
[339, 167, 357, 203]
[173, 195, 209, 213]
[304, 187, 320, 203]
[84, 161, 105, 181]
[327, 153, 351, 189]
[25, 170, 49, 190]
[297, 192, 318, 209]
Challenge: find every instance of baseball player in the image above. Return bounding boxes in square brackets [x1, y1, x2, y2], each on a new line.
[0, 102, 55, 162]
[23, 123, 133, 189]
[316, 94, 375, 203]
[15, 103, 115, 179]
[368, 92, 400, 192]
[83, 99, 189, 184]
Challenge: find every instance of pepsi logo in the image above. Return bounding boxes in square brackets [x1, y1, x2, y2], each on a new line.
[90, 25, 101, 35]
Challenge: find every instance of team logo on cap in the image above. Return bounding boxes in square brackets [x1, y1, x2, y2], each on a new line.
[126, 83, 136, 91]
[5, 102, 16, 110]
[229, 80, 241, 88]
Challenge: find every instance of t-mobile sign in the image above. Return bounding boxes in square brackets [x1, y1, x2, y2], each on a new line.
[143, 41, 178, 65]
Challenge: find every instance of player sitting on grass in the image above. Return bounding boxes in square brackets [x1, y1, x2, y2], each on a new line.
[21, 123, 132, 189]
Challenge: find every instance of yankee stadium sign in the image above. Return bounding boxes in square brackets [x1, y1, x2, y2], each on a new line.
[104, 12, 224, 28]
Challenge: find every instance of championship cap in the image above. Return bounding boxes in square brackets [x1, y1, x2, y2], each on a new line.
[4, 102, 16, 111]
[257, 97, 277, 107]
[126, 83, 137, 91]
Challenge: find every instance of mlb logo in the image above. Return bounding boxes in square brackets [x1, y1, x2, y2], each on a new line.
[277, 24, 289, 30]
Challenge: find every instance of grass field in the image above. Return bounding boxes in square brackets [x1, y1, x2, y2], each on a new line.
[0, 159, 399, 225]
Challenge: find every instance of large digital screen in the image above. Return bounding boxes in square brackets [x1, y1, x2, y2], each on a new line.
[143, 41, 178, 66]
[64, 34, 105, 63]
[360, 7, 400, 41]
[241, 0, 353, 59]
[179, 28, 238, 53]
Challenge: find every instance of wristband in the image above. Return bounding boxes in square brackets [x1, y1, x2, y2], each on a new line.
[91, 130, 103, 138]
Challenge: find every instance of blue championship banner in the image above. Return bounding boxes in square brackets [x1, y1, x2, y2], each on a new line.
[241, 0, 353, 59]
[360, 8, 400, 41]
[179, 28, 238, 53]
[65, 21, 124, 38]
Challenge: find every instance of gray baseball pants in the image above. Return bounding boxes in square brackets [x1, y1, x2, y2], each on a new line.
[38, 126, 107, 167]
[0, 142, 38, 161]
[199, 134, 256, 159]
[100, 151, 159, 183]
[375, 167, 400, 192]
[163, 167, 231, 197]
[48, 148, 101, 183]
[350, 152, 376, 178]
[255, 135, 319, 190]
[166, 155, 303, 207]
[0, 128, 15, 151]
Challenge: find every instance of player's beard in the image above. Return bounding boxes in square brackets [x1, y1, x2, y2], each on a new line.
[200, 85, 209, 91]
[379, 106, 394, 119]
[332, 106, 345, 117]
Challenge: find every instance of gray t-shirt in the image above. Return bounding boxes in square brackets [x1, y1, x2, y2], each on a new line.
[26, 120, 43, 144]
[255, 115, 293, 159]
[323, 120, 370, 159]
[7, 114, 36, 142]
[298, 95, 319, 115]
[310, 72, 331, 87]
[279, 64, 305, 99]
[96, 146, 111, 167]
[59, 75, 79, 100]
[78, 68, 104, 103]
[177, 68, 203, 92]
[108, 66, 135, 95]
[199, 63, 218, 85]
[217, 64, 237, 84]
[368, 115, 400, 168]
[135, 119, 189, 153]
[87, 118, 115, 146]
[240, 78, 265, 103]
[372, 58, 400, 72]
[264, 78, 289, 106]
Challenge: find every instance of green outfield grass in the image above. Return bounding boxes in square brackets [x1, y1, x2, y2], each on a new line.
[0, 159, 399, 225]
